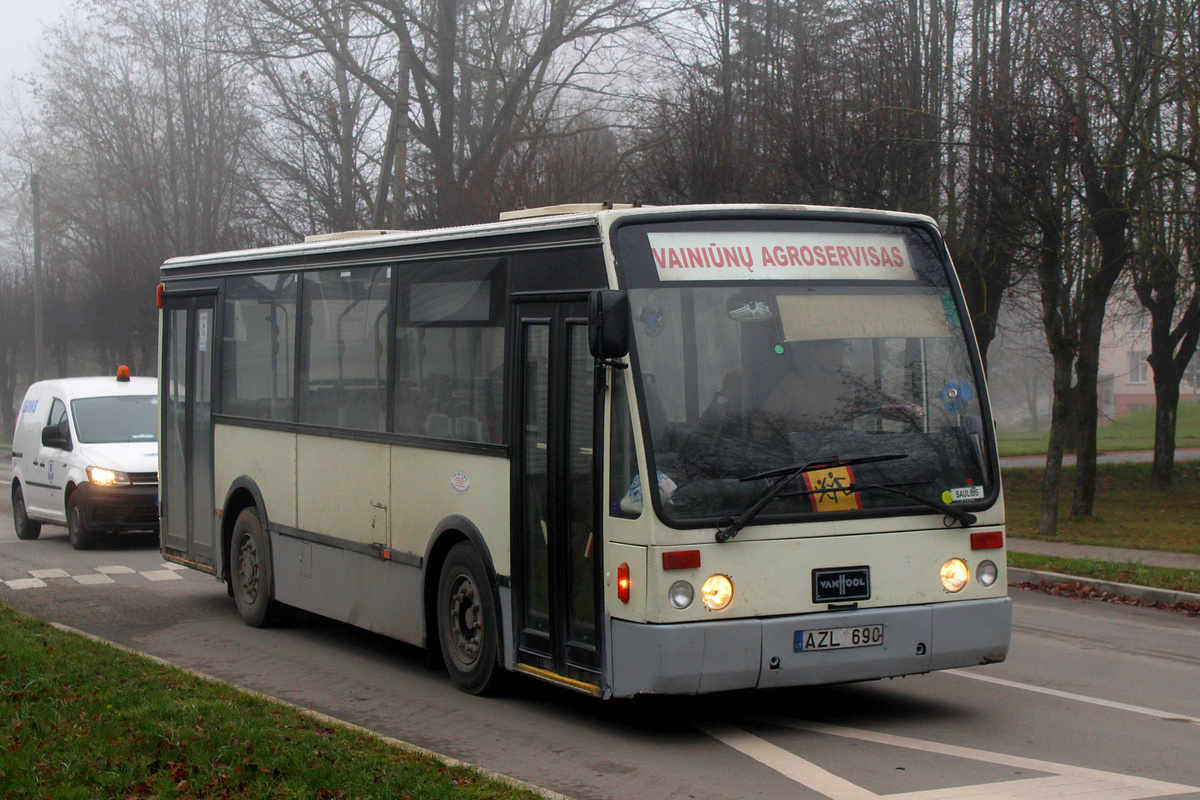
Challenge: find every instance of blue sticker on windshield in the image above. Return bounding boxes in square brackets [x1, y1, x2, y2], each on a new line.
[940, 381, 974, 412]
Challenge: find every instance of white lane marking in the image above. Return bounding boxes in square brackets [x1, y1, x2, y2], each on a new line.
[5, 577, 47, 590]
[701, 718, 1200, 800]
[29, 568, 71, 579]
[72, 573, 116, 585]
[141, 570, 183, 581]
[697, 721, 876, 800]
[945, 669, 1200, 725]
[3, 564, 194, 590]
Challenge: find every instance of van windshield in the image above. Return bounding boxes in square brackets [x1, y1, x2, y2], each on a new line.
[71, 396, 158, 443]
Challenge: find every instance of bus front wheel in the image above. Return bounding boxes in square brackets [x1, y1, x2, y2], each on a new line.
[437, 542, 502, 695]
[230, 508, 292, 628]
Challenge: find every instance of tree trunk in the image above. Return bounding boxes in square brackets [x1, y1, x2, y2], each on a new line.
[1151, 376, 1179, 488]
[1038, 353, 1075, 536]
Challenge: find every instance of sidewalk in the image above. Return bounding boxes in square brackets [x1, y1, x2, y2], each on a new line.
[1008, 537, 1200, 571]
[1007, 537, 1200, 608]
[999, 446, 1200, 468]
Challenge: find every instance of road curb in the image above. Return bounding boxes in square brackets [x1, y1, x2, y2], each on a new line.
[1009, 567, 1200, 608]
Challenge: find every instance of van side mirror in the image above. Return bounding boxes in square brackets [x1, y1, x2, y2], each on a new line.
[42, 425, 71, 451]
[588, 290, 631, 362]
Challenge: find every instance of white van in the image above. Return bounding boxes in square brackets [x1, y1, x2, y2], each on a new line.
[11, 369, 159, 549]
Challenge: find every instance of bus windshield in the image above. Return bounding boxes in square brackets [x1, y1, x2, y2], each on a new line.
[615, 217, 993, 527]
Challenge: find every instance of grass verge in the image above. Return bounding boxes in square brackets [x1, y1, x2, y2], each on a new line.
[997, 402, 1200, 456]
[0, 605, 544, 800]
[1001, 462, 1200, 555]
[1008, 552, 1200, 595]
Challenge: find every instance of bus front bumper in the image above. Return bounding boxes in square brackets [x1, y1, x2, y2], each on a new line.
[608, 596, 1011, 698]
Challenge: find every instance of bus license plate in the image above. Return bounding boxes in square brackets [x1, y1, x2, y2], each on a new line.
[794, 624, 884, 652]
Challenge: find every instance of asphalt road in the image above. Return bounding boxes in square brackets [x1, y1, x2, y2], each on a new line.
[3, 463, 1199, 800]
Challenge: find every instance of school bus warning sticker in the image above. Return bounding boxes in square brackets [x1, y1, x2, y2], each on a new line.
[804, 466, 863, 513]
[647, 232, 915, 282]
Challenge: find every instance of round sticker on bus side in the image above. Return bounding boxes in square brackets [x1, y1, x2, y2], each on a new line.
[450, 470, 470, 495]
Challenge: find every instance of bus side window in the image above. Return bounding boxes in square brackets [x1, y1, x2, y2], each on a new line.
[396, 258, 506, 444]
[609, 370, 640, 518]
[298, 266, 391, 432]
[222, 274, 297, 422]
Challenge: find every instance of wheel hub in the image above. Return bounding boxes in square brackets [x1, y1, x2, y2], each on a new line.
[237, 536, 260, 601]
[448, 575, 482, 664]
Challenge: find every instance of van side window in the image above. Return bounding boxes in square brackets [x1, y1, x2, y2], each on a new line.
[47, 398, 69, 443]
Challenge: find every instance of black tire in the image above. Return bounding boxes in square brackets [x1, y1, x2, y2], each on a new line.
[437, 542, 503, 695]
[12, 485, 41, 541]
[229, 508, 293, 627]
[67, 493, 95, 550]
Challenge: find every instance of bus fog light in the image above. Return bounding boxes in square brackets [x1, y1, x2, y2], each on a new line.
[976, 560, 998, 587]
[940, 559, 969, 593]
[669, 580, 694, 609]
[701, 574, 734, 611]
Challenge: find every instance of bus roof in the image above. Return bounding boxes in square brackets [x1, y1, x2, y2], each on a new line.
[159, 203, 940, 277]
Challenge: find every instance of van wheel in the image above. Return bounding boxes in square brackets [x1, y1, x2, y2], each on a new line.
[437, 542, 503, 695]
[230, 508, 292, 627]
[67, 495, 94, 550]
[12, 485, 41, 540]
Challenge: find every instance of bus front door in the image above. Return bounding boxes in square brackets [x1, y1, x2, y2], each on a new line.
[515, 300, 602, 691]
[160, 295, 217, 570]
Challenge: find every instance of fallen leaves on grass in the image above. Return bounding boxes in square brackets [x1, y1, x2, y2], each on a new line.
[1016, 580, 1200, 617]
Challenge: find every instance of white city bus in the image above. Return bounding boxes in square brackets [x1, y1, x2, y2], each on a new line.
[158, 203, 1010, 698]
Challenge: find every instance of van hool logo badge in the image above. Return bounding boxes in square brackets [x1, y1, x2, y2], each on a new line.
[812, 566, 871, 603]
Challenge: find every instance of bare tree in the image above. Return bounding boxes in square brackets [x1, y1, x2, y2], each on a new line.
[238, 0, 668, 227]
[1010, 0, 1169, 529]
[18, 0, 265, 372]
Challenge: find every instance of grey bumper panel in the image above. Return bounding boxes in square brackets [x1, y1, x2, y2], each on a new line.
[609, 597, 1012, 698]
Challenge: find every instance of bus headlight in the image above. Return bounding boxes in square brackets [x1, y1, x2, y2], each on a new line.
[701, 574, 734, 611]
[940, 559, 970, 593]
[976, 560, 999, 587]
[669, 580, 694, 609]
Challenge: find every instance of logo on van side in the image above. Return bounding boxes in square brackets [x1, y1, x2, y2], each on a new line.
[21, 398, 38, 415]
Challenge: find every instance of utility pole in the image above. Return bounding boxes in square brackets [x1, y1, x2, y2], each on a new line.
[31, 172, 44, 381]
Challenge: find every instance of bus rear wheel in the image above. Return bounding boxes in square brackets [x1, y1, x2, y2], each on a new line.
[230, 508, 292, 628]
[437, 542, 503, 695]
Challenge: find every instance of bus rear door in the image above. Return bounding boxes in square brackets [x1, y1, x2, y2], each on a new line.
[160, 294, 217, 569]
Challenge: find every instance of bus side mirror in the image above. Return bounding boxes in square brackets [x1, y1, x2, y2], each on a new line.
[588, 290, 631, 361]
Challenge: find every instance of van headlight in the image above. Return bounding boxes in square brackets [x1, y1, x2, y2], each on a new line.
[87, 466, 131, 487]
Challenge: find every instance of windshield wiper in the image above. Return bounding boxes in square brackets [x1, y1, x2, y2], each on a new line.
[715, 453, 907, 543]
[848, 482, 977, 526]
